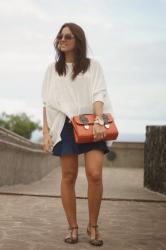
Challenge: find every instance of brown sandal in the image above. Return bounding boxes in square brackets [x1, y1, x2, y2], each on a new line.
[87, 224, 103, 246]
[64, 225, 78, 244]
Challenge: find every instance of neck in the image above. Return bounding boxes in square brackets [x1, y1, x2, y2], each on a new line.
[65, 51, 75, 63]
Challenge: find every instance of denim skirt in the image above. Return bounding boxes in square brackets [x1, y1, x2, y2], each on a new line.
[52, 116, 110, 156]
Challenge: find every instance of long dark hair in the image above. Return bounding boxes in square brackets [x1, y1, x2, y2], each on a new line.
[53, 22, 91, 81]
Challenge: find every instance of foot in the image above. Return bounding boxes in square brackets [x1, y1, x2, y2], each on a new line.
[64, 225, 78, 244]
[87, 224, 103, 246]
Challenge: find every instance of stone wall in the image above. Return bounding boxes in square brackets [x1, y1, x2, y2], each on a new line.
[79, 141, 144, 168]
[0, 127, 145, 187]
[144, 125, 166, 195]
[0, 127, 57, 186]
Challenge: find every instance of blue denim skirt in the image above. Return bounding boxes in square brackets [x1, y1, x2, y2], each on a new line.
[52, 116, 110, 156]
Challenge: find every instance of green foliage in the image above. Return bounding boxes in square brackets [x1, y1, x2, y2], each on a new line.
[0, 112, 42, 139]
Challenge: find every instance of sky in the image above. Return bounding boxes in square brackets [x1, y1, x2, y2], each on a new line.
[0, 0, 166, 142]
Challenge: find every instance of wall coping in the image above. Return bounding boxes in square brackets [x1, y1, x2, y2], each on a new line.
[0, 139, 46, 154]
[0, 127, 42, 149]
[111, 141, 144, 150]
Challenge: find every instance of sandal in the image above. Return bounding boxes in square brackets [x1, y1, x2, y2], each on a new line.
[64, 225, 78, 244]
[87, 224, 103, 246]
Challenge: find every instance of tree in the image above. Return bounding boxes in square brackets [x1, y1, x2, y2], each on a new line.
[0, 112, 42, 139]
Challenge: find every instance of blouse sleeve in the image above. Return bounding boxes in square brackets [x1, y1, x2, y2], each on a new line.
[91, 60, 107, 104]
[41, 64, 51, 107]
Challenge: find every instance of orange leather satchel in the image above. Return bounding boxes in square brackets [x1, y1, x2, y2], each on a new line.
[70, 113, 119, 144]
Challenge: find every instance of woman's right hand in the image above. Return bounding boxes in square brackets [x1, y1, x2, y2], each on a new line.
[43, 132, 53, 153]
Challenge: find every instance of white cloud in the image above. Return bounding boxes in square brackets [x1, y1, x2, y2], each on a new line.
[0, 0, 47, 21]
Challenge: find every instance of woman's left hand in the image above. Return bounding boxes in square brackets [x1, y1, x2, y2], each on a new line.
[93, 123, 106, 141]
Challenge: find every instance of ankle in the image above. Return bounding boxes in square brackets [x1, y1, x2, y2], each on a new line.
[88, 223, 98, 228]
[69, 224, 78, 230]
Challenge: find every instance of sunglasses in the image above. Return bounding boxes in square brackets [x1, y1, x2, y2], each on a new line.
[56, 33, 75, 41]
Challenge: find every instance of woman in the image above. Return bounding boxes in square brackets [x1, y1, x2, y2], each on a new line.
[42, 22, 114, 246]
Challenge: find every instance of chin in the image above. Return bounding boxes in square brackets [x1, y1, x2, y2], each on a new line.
[61, 49, 71, 52]
[60, 47, 67, 51]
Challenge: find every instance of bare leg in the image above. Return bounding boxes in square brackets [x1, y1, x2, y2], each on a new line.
[84, 149, 104, 239]
[60, 154, 78, 238]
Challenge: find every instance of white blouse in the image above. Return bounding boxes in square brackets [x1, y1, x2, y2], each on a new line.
[41, 58, 114, 148]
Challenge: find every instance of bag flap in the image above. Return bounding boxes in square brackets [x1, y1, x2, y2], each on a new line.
[72, 113, 113, 125]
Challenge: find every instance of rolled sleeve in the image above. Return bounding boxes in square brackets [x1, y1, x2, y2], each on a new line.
[93, 90, 106, 103]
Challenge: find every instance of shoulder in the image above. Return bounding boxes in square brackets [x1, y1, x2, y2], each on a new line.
[89, 58, 104, 75]
[42, 62, 55, 84]
[43, 62, 55, 78]
[89, 58, 103, 70]
[45, 62, 55, 73]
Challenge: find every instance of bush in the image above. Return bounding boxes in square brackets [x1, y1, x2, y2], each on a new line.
[0, 112, 42, 139]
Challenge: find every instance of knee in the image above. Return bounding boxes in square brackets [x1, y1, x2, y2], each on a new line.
[87, 171, 102, 184]
[62, 172, 77, 185]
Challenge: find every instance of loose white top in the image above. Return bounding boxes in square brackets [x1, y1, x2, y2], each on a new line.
[41, 58, 114, 148]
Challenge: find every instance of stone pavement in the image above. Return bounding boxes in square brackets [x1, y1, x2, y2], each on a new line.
[0, 166, 166, 201]
[0, 167, 166, 250]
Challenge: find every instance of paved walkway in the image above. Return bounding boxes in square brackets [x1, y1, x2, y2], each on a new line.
[0, 166, 166, 201]
[0, 167, 166, 250]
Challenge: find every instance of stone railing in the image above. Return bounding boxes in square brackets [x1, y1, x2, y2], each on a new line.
[0, 127, 57, 187]
[144, 125, 166, 195]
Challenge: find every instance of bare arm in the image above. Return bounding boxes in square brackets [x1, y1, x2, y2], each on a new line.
[43, 107, 49, 135]
[93, 101, 104, 118]
[42, 107, 53, 152]
[93, 101, 106, 141]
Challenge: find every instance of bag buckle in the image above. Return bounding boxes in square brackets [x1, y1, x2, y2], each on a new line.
[79, 114, 89, 129]
[102, 114, 110, 128]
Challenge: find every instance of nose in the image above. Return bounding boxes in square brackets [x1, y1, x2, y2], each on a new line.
[61, 36, 65, 41]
